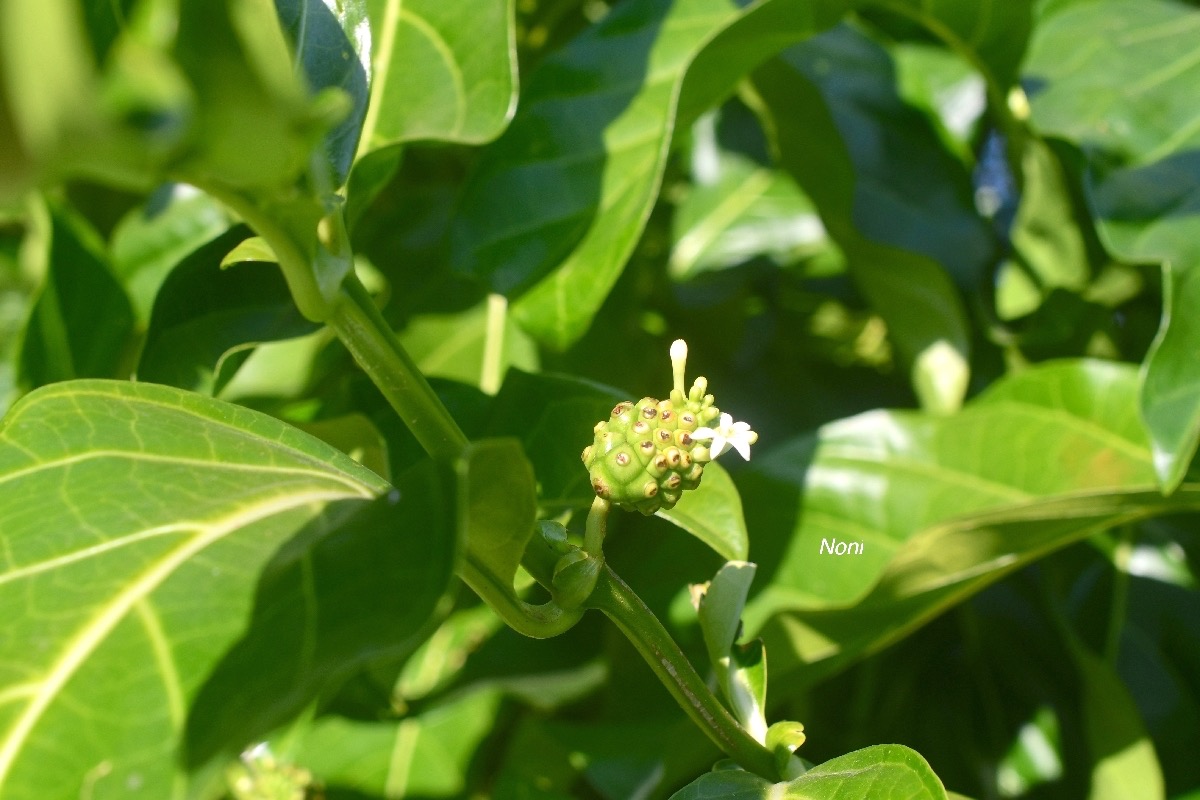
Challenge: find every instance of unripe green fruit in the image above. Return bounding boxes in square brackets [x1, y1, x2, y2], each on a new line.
[582, 392, 720, 514]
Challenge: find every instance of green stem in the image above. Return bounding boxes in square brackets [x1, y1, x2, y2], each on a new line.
[583, 496, 609, 557]
[459, 552, 583, 639]
[327, 275, 469, 461]
[587, 566, 781, 781]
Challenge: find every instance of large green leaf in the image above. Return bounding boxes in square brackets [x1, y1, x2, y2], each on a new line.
[355, 0, 517, 152]
[752, 25, 990, 413]
[740, 360, 1200, 687]
[0, 379, 403, 798]
[1024, 0, 1200, 490]
[670, 744, 948, 799]
[17, 203, 134, 389]
[455, 0, 851, 350]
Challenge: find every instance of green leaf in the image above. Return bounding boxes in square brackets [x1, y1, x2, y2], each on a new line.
[110, 186, 232, 324]
[741, 360, 1200, 684]
[697, 562, 767, 739]
[459, 438, 538, 601]
[659, 461, 750, 562]
[670, 143, 832, 280]
[275, 0, 370, 185]
[670, 744, 948, 799]
[356, 0, 517, 152]
[1004, 137, 1092, 319]
[0, 379, 389, 797]
[17, 202, 134, 388]
[289, 688, 504, 796]
[137, 227, 317, 394]
[752, 26, 988, 413]
[401, 297, 539, 395]
[867, 0, 1034, 89]
[456, 0, 850, 350]
[484, 369, 623, 510]
[1025, 0, 1200, 490]
[185, 462, 456, 767]
[1071, 645, 1165, 800]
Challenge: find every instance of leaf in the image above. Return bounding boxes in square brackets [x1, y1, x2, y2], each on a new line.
[17, 202, 134, 389]
[740, 360, 1200, 686]
[670, 744, 948, 799]
[289, 689, 504, 796]
[1070, 645, 1165, 800]
[185, 462, 455, 767]
[455, 0, 851, 350]
[459, 438, 538, 601]
[752, 25, 989, 413]
[1004, 136, 1092, 319]
[867, 0, 1035, 89]
[1025, 0, 1200, 490]
[275, 0, 370, 186]
[356, 0, 517, 152]
[0, 379, 390, 797]
[484, 369, 624, 510]
[658, 461, 750, 562]
[670, 146, 832, 280]
[109, 186, 232, 323]
[137, 226, 318, 395]
[697, 562, 767, 740]
[400, 297, 539, 394]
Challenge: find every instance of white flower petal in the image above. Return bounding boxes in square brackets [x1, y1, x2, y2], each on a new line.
[692, 426, 717, 441]
[731, 437, 752, 460]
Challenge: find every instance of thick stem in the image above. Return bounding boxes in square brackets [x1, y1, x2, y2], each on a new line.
[587, 566, 781, 781]
[583, 496, 609, 557]
[460, 553, 583, 639]
[327, 275, 469, 461]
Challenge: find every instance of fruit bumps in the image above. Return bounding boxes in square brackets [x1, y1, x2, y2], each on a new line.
[582, 380, 721, 514]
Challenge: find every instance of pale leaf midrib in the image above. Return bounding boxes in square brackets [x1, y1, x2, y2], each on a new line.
[0, 449, 372, 494]
[0, 487, 363, 789]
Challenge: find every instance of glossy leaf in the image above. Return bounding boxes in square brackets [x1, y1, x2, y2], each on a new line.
[356, 0, 517, 151]
[0, 379, 390, 797]
[456, 0, 850, 349]
[670, 146, 831, 280]
[275, 0, 370, 186]
[670, 744, 948, 799]
[741, 360, 1200, 684]
[752, 26, 989, 412]
[137, 227, 317, 395]
[185, 463, 455, 767]
[1025, 0, 1200, 490]
[17, 203, 134, 389]
[659, 461, 750, 562]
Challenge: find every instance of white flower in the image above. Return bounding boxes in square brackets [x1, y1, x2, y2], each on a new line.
[692, 413, 757, 461]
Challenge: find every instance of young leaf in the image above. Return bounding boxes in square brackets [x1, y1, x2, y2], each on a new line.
[0, 379, 392, 797]
[697, 562, 767, 740]
[670, 744, 949, 799]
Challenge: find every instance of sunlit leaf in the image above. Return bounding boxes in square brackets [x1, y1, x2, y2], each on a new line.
[0, 379, 398, 797]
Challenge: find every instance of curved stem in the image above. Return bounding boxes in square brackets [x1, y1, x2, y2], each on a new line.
[459, 553, 583, 639]
[327, 275, 469, 462]
[583, 496, 610, 557]
[587, 566, 781, 781]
